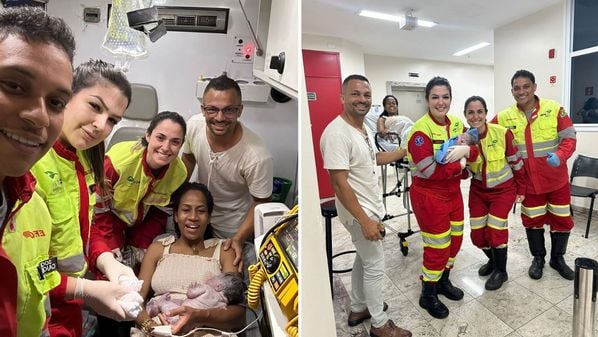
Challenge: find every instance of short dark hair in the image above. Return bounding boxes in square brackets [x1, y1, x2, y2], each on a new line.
[76, 59, 132, 191]
[463, 95, 488, 114]
[342, 74, 369, 92]
[203, 74, 242, 102]
[172, 182, 214, 237]
[141, 111, 187, 147]
[511, 70, 535, 86]
[425, 76, 452, 100]
[0, 7, 75, 63]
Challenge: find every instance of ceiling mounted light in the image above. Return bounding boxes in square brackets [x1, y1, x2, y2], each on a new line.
[358, 9, 436, 30]
[453, 42, 491, 56]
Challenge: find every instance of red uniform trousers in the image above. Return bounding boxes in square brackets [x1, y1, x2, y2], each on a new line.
[0, 247, 17, 337]
[521, 184, 574, 232]
[468, 181, 516, 249]
[48, 294, 83, 337]
[410, 187, 464, 282]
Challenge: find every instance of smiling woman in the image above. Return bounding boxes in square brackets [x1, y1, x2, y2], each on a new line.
[30, 59, 133, 337]
[88, 110, 188, 336]
[133, 182, 246, 336]
[406, 76, 478, 319]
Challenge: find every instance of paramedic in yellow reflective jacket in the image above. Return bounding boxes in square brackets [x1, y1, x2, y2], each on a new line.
[0, 7, 74, 337]
[463, 95, 526, 291]
[31, 59, 135, 337]
[492, 70, 577, 281]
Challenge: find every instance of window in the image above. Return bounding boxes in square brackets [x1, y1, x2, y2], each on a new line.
[568, 0, 598, 127]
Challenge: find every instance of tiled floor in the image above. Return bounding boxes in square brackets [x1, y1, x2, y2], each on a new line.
[330, 169, 598, 337]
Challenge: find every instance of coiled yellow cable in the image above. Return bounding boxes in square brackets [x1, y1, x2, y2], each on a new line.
[247, 264, 266, 309]
[285, 315, 299, 337]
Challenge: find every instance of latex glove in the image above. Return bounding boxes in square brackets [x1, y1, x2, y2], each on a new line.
[74, 278, 131, 321]
[445, 145, 471, 163]
[96, 251, 137, 282]
[546, 152, 561, 167]
[459, 157, 467, 170]
[117, 291, 144, 320]
[116, 274, 143, 319]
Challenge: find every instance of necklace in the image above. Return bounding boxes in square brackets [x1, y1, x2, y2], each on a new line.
[192, 245, 199, 255]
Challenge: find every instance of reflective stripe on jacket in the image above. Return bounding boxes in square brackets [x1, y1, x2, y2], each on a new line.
[106, 141, 187, 226]
[406, 113, 471, 199]
[468, 124, 512, 188]
[31, 142, 92, 276]
[495, 97, 576, 194]
[2, 174, 60, 337]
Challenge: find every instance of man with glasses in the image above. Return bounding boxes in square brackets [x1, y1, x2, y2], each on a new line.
[182, 74, 273, 276]
[320, 75, 411, 337]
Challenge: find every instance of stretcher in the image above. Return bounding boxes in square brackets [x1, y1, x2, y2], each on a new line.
[375, 132, 419, 256]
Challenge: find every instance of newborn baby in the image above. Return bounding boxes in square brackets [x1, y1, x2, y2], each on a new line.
[146, 272, 244, 324]
[434, 128, 479, 164]
[384, 115, 414, 146]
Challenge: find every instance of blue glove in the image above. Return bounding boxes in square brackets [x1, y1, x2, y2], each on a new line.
[546, 152, 560, 167]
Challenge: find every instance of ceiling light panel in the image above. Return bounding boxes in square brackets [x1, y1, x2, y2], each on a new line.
[358, 10, 436, 27]
[453, 42, 491, 56]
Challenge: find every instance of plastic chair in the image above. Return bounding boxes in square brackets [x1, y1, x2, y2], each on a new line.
[106, 83, 159, 150]
[570, 154, 598, 238]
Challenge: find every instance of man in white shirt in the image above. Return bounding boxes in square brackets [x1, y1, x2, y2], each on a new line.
[182, 75, 273, 272]
[320, 74, 410, 337]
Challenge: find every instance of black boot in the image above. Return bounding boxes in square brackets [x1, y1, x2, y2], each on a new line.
[485, 247, 508, 290]
[419, 281, 449, 319]
[549, 232, 575, 280]
[526, 228, 546, 280]
[436, 269, 464, 300]
[478, 248, 494, 276]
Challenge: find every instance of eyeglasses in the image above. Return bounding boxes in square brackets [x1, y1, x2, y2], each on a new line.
[202, 105, 241, 117]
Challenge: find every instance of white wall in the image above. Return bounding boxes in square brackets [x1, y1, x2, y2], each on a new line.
[302, 33, 365, 78]
[494, 3, 564, 111]
[494, 1, 598, 208]
[365, 55, 494, 123]
[48, 0, 298, 202]
[298, 68, 336, 336]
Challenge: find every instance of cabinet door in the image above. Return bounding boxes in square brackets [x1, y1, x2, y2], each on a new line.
[263, 0, 298, 91]
[303, 50, 342, 198]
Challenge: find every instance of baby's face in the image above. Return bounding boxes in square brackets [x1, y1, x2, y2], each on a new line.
[206, 274, 227, 292]
[456, 134, 469, 145]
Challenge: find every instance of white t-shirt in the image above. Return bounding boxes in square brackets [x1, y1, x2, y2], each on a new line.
[182, 115, 273, 238]
[320, 116, 385, 223]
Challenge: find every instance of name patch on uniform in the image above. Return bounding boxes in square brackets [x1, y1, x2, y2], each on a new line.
[415, 136, 424, 146]
[37, 257, 58, 280]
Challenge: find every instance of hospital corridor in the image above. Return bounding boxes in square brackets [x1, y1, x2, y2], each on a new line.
[328, 174, 598, 337]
